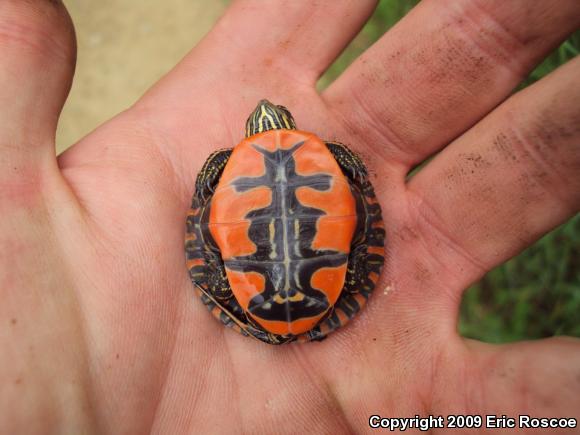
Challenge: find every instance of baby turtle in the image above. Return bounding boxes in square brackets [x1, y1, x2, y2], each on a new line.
[185, 100, 385, 344]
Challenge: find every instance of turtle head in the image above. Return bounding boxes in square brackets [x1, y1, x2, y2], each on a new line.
[245, 99, 297, 138]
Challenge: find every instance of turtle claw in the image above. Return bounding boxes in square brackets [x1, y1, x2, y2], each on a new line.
[359, 171, 367, 184]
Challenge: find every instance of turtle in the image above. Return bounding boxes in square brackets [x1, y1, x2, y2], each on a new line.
[185, 100, 385, 345]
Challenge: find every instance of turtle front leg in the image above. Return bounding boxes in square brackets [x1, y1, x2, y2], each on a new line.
[325, 141, 368, 183]
[195, 148, 232, 202]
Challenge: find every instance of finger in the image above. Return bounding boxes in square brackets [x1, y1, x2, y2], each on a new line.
[325, 0, 580, 167]
[0, 0, 76, 170]
[192, 0, 377, 84]
[460, 338, 580, 418]
[139, 0, 377, 110]
[407, 56, 580, 296]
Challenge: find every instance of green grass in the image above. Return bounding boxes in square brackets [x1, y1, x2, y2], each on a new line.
[319, 1, 580, 342]
[460, 216, 580, 342]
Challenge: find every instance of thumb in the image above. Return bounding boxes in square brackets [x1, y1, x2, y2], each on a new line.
[0, 0, 75, 175]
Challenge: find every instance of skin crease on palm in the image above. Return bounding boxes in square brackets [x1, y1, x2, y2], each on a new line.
[0, 0, 579, 433]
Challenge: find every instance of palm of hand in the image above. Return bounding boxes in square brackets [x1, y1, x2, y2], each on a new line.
[2, 1, 580, 433]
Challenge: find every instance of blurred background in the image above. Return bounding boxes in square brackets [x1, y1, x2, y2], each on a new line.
[59, 0, 579, 342]
[57, 0, 228, 151]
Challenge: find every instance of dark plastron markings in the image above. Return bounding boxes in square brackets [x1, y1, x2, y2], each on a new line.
[224, 140, 349, 326]
[187, 129, 385, 344]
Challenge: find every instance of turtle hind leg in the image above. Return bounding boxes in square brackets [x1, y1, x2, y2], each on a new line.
[197, 249, 295, 345]
[195, 285, 288, 345]
[192, 254, 253, 339]
[195, 286, 251, 338]
[198, 282, 295, 345]
[195, 148, 232, 202]
[326, 141, 368, 183]
[300, 245, 379, 342]
[301, 291, 371, 342]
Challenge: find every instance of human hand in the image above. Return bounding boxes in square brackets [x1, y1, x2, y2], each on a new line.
[1, 0, 579, 433]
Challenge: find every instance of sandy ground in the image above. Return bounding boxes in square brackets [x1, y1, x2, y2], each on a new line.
[57, 0, 227, 153]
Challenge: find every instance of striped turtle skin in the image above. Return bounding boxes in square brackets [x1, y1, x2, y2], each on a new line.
[185, 100, 385, 344]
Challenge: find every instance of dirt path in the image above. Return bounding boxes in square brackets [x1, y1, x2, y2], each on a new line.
[57, 0, 227, 153]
